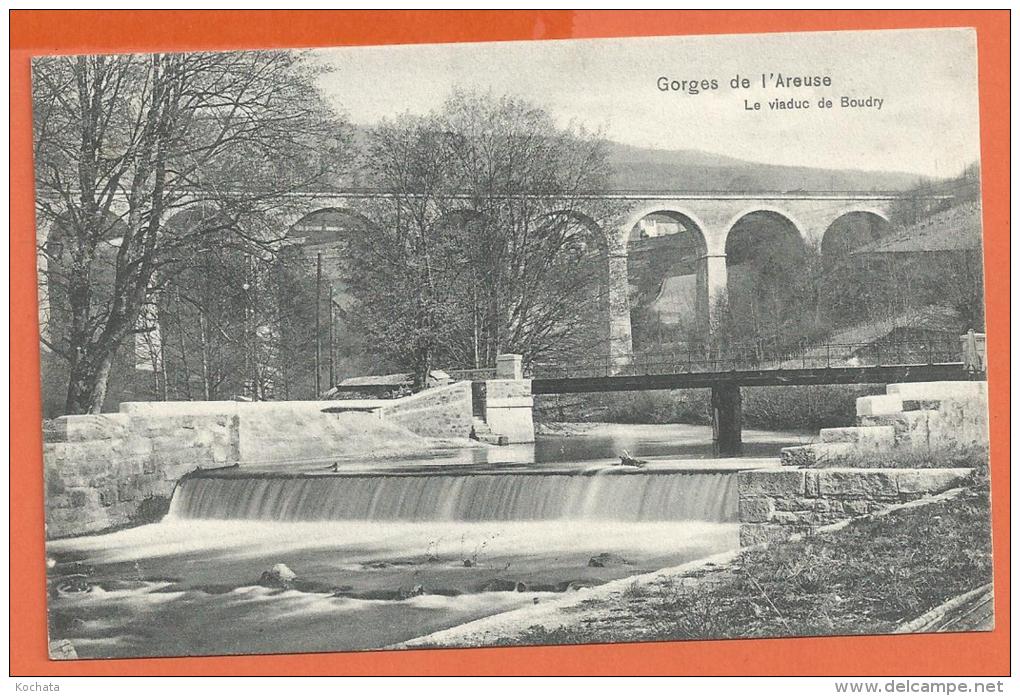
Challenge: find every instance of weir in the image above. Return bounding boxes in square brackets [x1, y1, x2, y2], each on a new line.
[167, 469, 739, 523]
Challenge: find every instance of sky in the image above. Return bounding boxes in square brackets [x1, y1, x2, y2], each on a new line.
[312, 28, 980, 179]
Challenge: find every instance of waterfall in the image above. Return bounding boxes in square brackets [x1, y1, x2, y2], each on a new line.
[167, 470, 738, 523]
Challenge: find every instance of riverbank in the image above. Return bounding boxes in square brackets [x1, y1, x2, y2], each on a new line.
[535, 384, 885, 432]
[404, 470, 991, 647]
[534, 420, 811, 446]
[535, 421, 811, 445]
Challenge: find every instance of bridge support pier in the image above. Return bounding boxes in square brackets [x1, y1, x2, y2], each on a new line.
[607, 252, 633, 369]
[711, 384, 742, 456]
[697, 253, 728, 331]
[479, 354, 535, 444]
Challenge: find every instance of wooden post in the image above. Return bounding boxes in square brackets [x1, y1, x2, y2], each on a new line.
[711, 383, 742, 456]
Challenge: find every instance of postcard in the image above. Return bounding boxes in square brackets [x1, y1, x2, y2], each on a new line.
[23, 20, 997, 667]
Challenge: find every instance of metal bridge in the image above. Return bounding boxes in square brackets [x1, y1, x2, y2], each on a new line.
[446, 335, 986, 455]
[527, 338, 983, 394]
[448, 337, 985, 393]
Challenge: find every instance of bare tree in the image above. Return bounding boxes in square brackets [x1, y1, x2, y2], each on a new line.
[348, 92, 618, 386]
[438, 93, 618, 366]
[347, 119, 464, 390]
[33, 50, 347, 413]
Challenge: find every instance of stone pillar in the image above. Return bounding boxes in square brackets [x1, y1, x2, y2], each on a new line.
[481, 378, 535, 443]
[961, 331, 987, 374]
[697, 254, 728, 330]
[495, 353, 523, 380]
[711, 383, 742, 456]
[607, 252, 633, 367]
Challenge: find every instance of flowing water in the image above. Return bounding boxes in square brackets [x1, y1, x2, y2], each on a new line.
[168, 469, 738, 523]
[46, 423, 810, 658]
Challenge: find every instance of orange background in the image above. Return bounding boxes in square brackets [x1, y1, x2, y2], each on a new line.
[9, 10, 1010, 676]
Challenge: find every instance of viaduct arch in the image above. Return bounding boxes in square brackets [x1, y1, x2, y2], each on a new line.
[37, 190, 912, 369]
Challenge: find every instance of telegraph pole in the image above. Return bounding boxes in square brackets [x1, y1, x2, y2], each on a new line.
[328, 282, 335, 387]
[250, 255, 259, 400]
[315, 252, 322, 396]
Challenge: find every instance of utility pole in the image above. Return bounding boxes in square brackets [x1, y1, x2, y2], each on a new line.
[250, 254, 260, 400]
[315, 252, 322, 396]
[328, 282, 335, 387]
[242, 253, 255, 400]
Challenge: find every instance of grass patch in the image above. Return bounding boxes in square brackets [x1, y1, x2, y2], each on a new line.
[494, 482, 992, 646]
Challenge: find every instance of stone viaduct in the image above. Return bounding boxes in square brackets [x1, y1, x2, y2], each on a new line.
[260, 189, 901, 361]
[38, 189, 908, 365]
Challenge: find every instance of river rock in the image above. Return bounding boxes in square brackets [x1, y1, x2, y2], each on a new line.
[258, 563, 297, 589]
[480, 578, 528, 592]
[587, 552, 631, 568]
[53, 575, 91, 597]
[399, 584, 426, 599]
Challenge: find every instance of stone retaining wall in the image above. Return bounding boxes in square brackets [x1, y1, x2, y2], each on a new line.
[738, 467, 972, 546]
[44, 412, 237, 538]
[781, 381, 988, 467]
[42, 382, 483, 538]
[378, 381, 474, 439]
[476, 379, 535, 444]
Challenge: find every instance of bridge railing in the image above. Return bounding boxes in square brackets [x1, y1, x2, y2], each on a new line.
[529, 338, 963, 380]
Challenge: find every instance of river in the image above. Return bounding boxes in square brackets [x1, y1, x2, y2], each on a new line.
[46, 423, 811, 658]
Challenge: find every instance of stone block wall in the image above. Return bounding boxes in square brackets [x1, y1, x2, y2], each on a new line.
[477, 379, 535, 444]
[859, 384, 989, 451]
[378, 380, 474, 440]
[781, 381, 989, 466]
[42, 391, 454, 538]
[44, 412, 238, 538]
[737, 467, 972, 546]
[41, 378, 531, 538]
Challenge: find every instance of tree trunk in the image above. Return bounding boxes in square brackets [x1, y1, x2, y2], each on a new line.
[159, 338, 169, 401]
[199, 311, 211, 400]
[472, 286, 480, 369]
[175, 293, 192, 400]
[149, 342, 160, 398]
[412, 342, 432, 392]
[64, 348, 116, 415]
